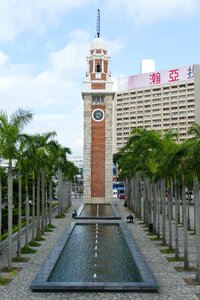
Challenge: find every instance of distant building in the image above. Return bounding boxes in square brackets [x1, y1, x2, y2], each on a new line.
[114, 64, 200, 153]
[68, 156, 83, 175]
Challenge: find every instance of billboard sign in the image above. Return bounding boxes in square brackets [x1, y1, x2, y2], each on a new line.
[127, 65, 194, 90]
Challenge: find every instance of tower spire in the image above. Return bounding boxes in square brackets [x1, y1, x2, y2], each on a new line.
[96, 9, 100, 38]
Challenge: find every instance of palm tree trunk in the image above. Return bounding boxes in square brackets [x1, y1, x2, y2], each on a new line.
[58, 167, 62, 216]
[62, 180, 67, 212]
[25, 177, 29, 247]
[147, 181, 152, 224]
[157, 183, 160, 238]
[168, 179, 173, 250]
[131, 176, 134, 211]
[41, 169, 45, 233]
[182, 181, 189, 270]
[143, 178, 148, 225]
[152, 183, 157, 234]
[194, 193, 196, 234]
[0, 173, 2, 246]
[60, 178, 64, 214]
[130, 177, 134, 211]
[187, 192, 191, 231]
[136, 177, 141, 219]
[161, 179, 167, 246]
[174, 182, 179, 259]
[36, 173, 41, 239]
[74, 178, 78, 198]
[135, 175, 139, 216]
[139, 179, 142, 219]
[125, 178, 130, 206]
[31, 173, 35, 242]
[45, 185, 48, 228]
[178, 185, 181, 224]
[49, 180, 52, 225]
[194, 176, 200, 282]
[68, 181, 72, 209]
[8, 162, 13, 270]
[17, 173, 22, 259]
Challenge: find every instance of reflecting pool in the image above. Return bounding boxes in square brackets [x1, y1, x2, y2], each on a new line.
[31, 222, 159, 292]
[76, 204, 121, 219]
[48, 224, 142, 282]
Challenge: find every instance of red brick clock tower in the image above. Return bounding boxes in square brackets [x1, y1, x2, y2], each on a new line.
[82, 18, 114, 203]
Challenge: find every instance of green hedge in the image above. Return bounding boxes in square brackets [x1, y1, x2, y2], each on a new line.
[1, 219, 26, 242]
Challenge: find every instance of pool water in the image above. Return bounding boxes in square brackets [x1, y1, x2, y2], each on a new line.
[48, 224, 142, 282]
[80, 204, 114, 218]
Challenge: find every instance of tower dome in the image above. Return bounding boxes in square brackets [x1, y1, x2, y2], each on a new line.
[90, 37, 107, 51]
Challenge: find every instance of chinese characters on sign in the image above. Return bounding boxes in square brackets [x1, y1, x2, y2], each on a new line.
[168, 69, 179, 82]
[187, 66, 194, 80]
[149, 66, 194, 85]
[150, 72, 161, 85]
[127, 65, 194, 90]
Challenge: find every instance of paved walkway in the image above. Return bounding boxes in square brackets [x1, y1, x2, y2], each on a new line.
[0, 198, 200, 299]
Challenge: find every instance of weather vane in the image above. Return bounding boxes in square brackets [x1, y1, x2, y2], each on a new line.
[96, 9, 100, 38]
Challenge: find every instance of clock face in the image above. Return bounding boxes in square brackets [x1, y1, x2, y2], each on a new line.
[92, 109, 104, 122]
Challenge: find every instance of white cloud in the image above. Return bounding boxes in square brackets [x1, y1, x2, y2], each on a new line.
[108, 39, 124, 57]
[0, 0, 93, 41]
[0, 30, 90, 111]
[0, 29, 121, 155]
[26, 113, 83, 156]
[0, 30, 89, 155]
[108, 0, 199, 24]
[0, 51, 9, 66]
[49, 30, 90, 78]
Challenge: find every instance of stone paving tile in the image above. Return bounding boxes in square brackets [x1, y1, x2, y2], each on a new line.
[0, 198, 199, 299]
[117, 202, 200, 300]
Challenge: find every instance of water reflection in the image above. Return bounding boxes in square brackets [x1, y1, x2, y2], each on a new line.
[48, 224, 143, 283]
[81, 204, 114, 217]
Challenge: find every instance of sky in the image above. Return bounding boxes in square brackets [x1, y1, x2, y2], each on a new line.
[0, 0, 200, 157]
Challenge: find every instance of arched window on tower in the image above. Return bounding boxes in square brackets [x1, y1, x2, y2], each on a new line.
[92, 96, 105, 104]
[96, 64, 101, 73]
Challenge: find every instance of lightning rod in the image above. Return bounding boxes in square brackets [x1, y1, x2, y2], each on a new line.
[96, 9, 100, 38]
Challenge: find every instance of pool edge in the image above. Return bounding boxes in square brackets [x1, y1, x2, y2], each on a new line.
[30, 222, 159, 293]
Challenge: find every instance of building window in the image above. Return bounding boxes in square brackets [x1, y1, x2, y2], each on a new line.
[92, 96, 104, 104]
[96, 64, 101, 72]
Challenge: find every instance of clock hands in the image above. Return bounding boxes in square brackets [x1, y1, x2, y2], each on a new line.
[92, 109, 104, 121]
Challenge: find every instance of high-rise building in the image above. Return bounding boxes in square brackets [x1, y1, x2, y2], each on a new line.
[114, 64, 200, 153]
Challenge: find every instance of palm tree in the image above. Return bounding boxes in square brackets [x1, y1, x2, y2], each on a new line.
[0, 167, 4, 249]
[174, 182, 179, 259]
[15, 134, 31, 258]
[182, 180, 189, 269]
[51, 143, 71, 216]
[160, 179, 167, 246]
[187, 124, 200, 280]
[17, 167, 22, 259]
[158, 132, 184, 253]
[30, 132, 56, 237]
[193, 175, 200, 281]
[116, 125, 200, 279]
[24, 172, 30, 247]
[62, 159, 79, 210]
[18, 133, 41, 241]
[21, 134, 39, 241]
[116, 128, 163, 231]
[0, 108, 33, 270]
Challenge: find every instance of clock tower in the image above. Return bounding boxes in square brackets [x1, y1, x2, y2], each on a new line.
[82, 12, 114, 204]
